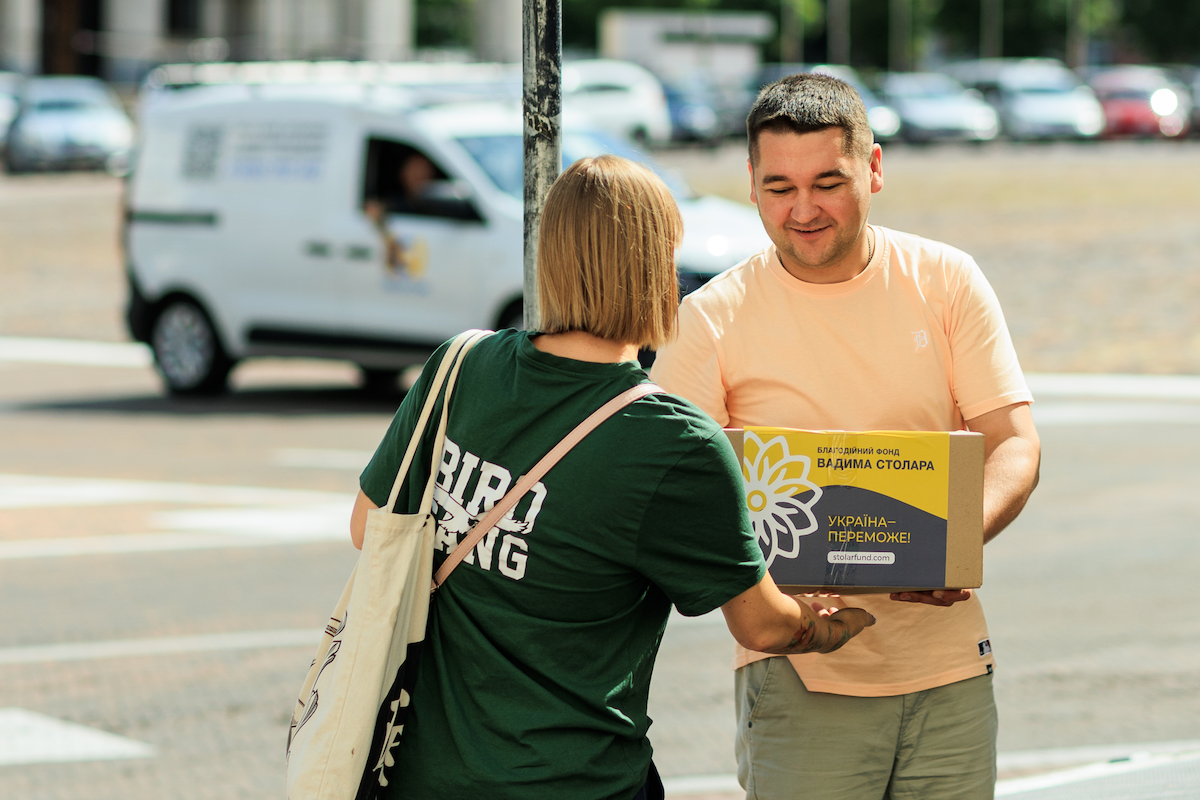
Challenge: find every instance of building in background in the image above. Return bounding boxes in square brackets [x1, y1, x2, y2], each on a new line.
[600, 9, 773, 89]
[0, 0, 418, 84]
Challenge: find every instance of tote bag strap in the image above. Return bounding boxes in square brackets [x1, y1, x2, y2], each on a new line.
[384, 329, 492, 514]
[432, 382, 664, 592]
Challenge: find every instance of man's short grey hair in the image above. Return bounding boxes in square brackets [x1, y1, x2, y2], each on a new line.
[747, 73, 874, 163]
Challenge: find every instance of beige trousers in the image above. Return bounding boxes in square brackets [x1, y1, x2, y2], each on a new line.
[735, 658, 997, 800]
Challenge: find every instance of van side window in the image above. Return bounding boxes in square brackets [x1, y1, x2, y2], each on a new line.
[362, 138, 480, 223]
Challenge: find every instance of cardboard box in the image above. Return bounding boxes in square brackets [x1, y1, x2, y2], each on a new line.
[725, 427, 984, 594]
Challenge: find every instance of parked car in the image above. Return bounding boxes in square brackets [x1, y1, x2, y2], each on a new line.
[1087, 65, 1191, 138]
[5, 75, 133, 173]
[126, 76, 768, 395]
[1159, 64, 1200, 136]
[878, 72, 998, 142]
[759, 63, 902, 141]
[662, 78, 722, 143]
[562, 60, 672, 147]
[945, 58, 1103, 140]
[0, 72, 21, 152]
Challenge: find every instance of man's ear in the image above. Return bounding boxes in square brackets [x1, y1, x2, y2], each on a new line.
[869, 144, 884, 194]
[748, 159, 758, 206]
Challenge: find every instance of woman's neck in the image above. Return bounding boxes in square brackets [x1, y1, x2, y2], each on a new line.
[531, 331, 640, 364]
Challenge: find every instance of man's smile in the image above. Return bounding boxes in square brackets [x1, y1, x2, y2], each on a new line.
[790, 224, 832, 239]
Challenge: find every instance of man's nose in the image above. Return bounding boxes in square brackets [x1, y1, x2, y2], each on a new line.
[788, 192, 821, 224]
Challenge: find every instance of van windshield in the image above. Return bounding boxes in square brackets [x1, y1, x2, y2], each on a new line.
[455, 131, 692, 200]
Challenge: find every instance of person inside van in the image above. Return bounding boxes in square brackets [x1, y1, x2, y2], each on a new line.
[349, 154, 875, 799]
[364, 144, 480, 277]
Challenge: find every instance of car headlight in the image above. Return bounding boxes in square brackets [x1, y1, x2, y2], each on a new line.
[1150, 88, 1179, 117]
[970, 107, 998, 131]
[868, 106, 901, 138]
[1076, 106, 1104, 136]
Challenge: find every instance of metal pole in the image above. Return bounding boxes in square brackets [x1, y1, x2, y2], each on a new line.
[521, 0, 561, 331]
[980, 0, 1002, 59]
[827, 0, 850, 66]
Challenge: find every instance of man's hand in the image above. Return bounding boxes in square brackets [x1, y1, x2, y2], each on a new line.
[889, 589, 972, 607]
[722, 573, 875, 655]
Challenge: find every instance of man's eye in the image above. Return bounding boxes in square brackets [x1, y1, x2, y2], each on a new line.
[817, 183, 842, 191]
[767, 187, 791, 195]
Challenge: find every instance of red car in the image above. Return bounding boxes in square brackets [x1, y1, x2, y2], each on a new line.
[1088, 66, 1191, 138]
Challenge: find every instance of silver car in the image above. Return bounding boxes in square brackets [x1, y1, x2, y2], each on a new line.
[5, 76, 133, 173]
[946, 58, 1104, 140]
[880, 72, 999, 142]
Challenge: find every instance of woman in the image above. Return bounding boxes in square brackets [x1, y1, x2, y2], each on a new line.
[349, 155, 873, 799]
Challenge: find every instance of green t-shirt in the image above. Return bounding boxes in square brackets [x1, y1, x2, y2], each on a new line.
[359, 330, 765, 800]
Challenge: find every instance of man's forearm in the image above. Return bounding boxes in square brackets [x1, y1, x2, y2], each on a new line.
[982, 436, 1040, 543]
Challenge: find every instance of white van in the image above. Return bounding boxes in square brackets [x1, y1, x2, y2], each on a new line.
[125, 69, 768, 394]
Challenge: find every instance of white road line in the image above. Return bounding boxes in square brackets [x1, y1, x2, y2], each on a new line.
[274, 448, 375, 470]
[1032, 401, 1200, 425]
[997, 739, 1200, 771]
[0, 708, 155, 766]
[0, 473, 348, 510]
[2, 338, 1198, 403]
[995, 749, 1200, 796]
[0, 532, 297, 560]
[1027, 372, 1200, 400]
[0, 629, 318, 666]
[151, 502, 350, 540]
[0, 337, 151, 368]
[661, 741, 1200, 797]
[662, 774, 740, 795]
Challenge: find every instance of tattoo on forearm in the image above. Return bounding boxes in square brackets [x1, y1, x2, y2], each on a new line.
[772, 614, 853, 655]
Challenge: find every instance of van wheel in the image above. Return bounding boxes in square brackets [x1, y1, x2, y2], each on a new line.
[151, 299, 232, 396]
[359, 367, 401, 395]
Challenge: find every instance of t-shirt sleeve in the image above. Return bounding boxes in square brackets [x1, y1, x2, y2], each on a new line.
[359, 341, 453, 512]
[650, 301, 731, 427]
[948, 257, 1034, 421]
[635, 430, 766, 617]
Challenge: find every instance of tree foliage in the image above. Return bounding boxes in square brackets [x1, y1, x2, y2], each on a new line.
[415, 0, 1200, 66]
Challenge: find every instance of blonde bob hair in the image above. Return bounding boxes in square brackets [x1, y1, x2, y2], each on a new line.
[537, 155, 683, 350]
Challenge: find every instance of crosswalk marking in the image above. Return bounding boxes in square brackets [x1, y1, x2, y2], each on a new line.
[0, 708, 155, 766]
[1027, 372, 1200, 400]
[274, 448, 375, 470]
[0, 629, 317, 666]
[0, 473, 346, 510]
[0, 532, 296, 560]
[0, 337, 151, 368]
[1033, 401, 1200, 425]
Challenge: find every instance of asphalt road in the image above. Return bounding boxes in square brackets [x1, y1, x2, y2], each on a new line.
[2, 144, 1199, 798]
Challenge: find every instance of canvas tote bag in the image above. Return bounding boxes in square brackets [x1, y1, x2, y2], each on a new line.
[286, 329, 490, 800]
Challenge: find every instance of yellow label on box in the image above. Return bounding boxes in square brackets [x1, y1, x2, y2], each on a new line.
[742, 427, 953, 588]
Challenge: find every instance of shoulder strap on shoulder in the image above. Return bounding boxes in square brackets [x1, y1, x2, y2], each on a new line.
[432, 382, 663, 591]
[384, 329, 492, 514]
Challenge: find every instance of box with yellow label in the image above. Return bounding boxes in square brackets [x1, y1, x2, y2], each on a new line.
[725, 427, 984, 594]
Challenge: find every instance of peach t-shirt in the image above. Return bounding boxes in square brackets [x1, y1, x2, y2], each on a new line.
[651, 226, 1032, 697]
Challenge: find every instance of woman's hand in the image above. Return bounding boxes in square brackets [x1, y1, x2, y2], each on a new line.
[721, 572, 875, 656]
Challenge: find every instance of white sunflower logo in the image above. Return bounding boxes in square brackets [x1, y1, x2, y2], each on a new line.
[743, 431, 823, 567]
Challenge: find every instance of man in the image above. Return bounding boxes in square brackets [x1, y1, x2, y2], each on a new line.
[651, 74, 1041, 799]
